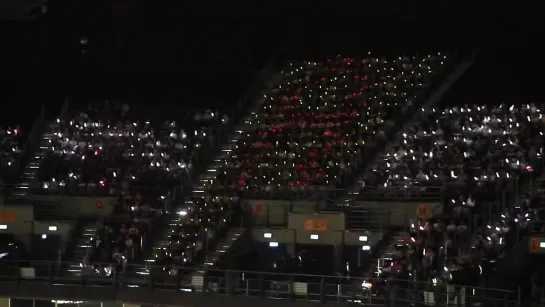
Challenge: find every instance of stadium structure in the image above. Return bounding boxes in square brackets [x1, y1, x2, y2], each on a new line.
[1, 50, 545, 307]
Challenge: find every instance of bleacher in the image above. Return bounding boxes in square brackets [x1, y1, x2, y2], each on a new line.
[4, 100, 233, 276]
[349, 61, 545, 297]
[2, 51, 545, 306]
[145, 52, 460, 283]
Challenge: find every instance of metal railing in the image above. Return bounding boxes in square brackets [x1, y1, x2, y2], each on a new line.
[0, 260, 521, 306]
[202, 183, 444, 204]
[354, 185, 444, 202]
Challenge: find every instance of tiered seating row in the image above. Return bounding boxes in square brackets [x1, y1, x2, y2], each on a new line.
[361, 103, 545, 201]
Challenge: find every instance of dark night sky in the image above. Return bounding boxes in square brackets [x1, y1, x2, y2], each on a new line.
[0, 4, 543, 130]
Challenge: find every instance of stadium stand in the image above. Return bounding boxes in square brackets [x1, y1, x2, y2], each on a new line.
[362, 102, 544, 282]
[356, 103, 544, 202]
[349, 51, 545, 304]
[142, 52, 477, 287]
[3, 51, 545, 307]
[3, 99, 238, 276]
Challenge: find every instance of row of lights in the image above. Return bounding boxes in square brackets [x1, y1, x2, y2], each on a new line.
[263, 232, 371, 250]
[0, 225, 58, 231]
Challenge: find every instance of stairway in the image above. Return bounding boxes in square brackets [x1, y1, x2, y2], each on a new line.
[14, 99, 69, 197]
[184, 109, 269, 266]
[65, 223, 101, 276]
[201, 228, 245, 267]
[13, 131, 54, 197]
[143, 66, 282, 277]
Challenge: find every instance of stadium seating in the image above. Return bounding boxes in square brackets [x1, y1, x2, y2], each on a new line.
[36, 104, 224, 196]
[358, 103, 545, 202]
[362, 101, 545, 291]
[0, 125, 23, 185]
[151, 53, 451, 271]
[20, 101, 228, 271]
[213, 55, 448, 196]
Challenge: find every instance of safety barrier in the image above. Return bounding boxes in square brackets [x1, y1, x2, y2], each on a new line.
[0, 260, 521, 307]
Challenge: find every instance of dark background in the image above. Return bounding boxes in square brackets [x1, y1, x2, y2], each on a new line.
[0, 3, 544, 131]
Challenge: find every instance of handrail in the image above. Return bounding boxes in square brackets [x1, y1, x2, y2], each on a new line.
[0, 259, 521, 307]
[0, 260, 516, 294]
[213, 185, 445, 203]
[354, 185, 444, 202]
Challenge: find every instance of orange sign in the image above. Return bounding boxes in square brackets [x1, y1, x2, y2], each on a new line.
[530, 237, 540, 253]
[0, 210, 16, 222]
[416, 204, 429, 218]
[304, 219, 327, 231]
[95, 200, 105, 209]
[252, 203, 264, 215]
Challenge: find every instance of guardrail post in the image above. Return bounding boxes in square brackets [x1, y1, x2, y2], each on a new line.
[203, 267, 209, 295]
[223, 270, 229, 295]
[319, 276, 325, 303]
[113, 268, 118, 288]
[16, 263, 21, 284]
[351, 280, 358, 304]
[258, 273, 265, 298]
[175, 267, 181, 291]
[149, 269, 154, 289]
[80, 266, 86, 287]
[47, 262, 52, 284]
[289, 275, 294, 300]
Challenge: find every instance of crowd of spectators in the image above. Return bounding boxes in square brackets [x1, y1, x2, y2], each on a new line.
[216, 55, 446, 196]
[355, 102, 545, 295]
[345, 101, 545, 306]
[25, 101, 228, 270]
[0, 125, 23, 186]
[374, 201, 476, 283]
[360, 103, 545, 201]
[37, 102, 224, 196]
[368, 190, 545, 298]
[153, 53, 449, 268]
[80, 220, 144, 276]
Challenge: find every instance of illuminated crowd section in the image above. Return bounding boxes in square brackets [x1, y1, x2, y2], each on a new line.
[0, 299, 140, 307]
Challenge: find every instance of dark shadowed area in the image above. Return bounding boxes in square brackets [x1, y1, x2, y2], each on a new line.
[0, 4, 543, 138]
